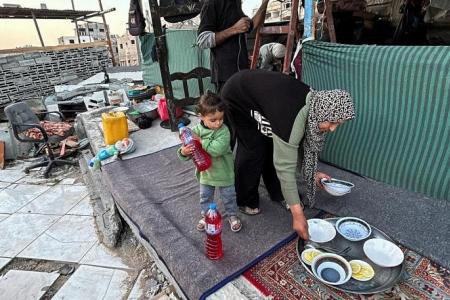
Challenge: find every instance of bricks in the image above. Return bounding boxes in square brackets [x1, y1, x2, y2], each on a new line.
[0, 46, 112, 105]
[18, 59, 36, 67]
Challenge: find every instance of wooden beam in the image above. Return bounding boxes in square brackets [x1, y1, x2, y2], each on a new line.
[98, 0, 115, 66]
[71, 0, 81, 44]
[31, 11, 45, 47]
[283, 0, 299, 74]
[260, 25, 289, 35]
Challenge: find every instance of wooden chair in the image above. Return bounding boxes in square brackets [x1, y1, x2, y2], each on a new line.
[160, 67, 211, 129]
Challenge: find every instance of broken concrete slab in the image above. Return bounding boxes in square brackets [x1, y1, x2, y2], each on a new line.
[53, 265, 130, 299]
[0, 258, 11, 271]
[19, 185, 87, 215]
[0, 214, 59, 257]
[127, 270, 146, 300]
[79, 153, 122, 248]
[80, 242, 130, 270]
[0, 270, 59, 300]
[67, 196, 94, 216]
[19, 215, 97, 263]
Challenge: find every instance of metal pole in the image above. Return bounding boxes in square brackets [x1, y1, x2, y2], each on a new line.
[148, 0, 178, 131]
[303, 0, 315, 39]
[71, 0, 81, 43]
[31, 11, 45, 47]
[98, 0, 116, 66]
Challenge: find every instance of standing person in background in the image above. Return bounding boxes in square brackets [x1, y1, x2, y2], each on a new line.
[197, 0, 270, 92]
[257, 42, 286, 71]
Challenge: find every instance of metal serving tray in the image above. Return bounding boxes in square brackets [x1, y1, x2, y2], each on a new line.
[296, 218, 404, 294]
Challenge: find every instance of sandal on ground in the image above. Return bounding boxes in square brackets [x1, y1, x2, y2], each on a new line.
[229, 216, 242, 233]
[239, 206, 261, 215]
[196, 217, 206, 231]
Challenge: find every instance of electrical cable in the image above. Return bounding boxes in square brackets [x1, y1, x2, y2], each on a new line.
[237, 33, 242, 72]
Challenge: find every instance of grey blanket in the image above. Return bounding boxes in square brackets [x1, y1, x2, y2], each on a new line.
[103, 146, 314, 299]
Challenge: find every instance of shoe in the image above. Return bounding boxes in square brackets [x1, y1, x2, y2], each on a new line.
[239, 206, 261, 215]
[229, 216, 242, 232]
[196, 217, 206, 231]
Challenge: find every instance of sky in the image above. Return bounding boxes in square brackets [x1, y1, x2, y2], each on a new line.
[0, 0, 261, 50]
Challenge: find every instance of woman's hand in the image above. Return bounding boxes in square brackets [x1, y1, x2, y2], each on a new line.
[290, 204, 310, 240]
[315, 171, 331, 189]
[180, 144, 194, 156]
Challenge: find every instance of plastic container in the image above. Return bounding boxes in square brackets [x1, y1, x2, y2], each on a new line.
[102, 111, 128, 145]
[158, 97, 184, 121]
[178, 123, 212, 172]
[205, 203, 223, 260]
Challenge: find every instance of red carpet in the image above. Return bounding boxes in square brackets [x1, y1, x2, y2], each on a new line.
[243, 238, 450, 299]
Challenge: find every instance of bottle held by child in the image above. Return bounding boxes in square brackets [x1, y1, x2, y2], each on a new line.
[178, 123, 212, 172]
[204, 203, 223, 260]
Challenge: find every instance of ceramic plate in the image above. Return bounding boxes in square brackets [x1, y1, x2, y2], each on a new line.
[336, 217, 372, 241]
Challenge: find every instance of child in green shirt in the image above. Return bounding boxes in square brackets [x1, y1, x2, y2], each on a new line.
[178, 92, 242, 233]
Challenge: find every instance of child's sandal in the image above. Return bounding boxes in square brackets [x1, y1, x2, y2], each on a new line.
[197, 217, 206, 231]
[229, 216, 242, 232]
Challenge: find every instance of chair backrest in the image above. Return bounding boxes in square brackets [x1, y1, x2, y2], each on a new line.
[4, 102, 40, 134]
[169, 67, 211, 107]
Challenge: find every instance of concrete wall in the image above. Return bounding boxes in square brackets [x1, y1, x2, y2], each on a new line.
[0, 43, 112, 106]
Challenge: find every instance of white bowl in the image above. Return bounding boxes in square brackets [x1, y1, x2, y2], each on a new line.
[311, 253, 352, 285]
[308, 219, 336, 243]
[335, 217, 372, 241]
[321, 178, 354, 196]
[363, 238, 404, 267]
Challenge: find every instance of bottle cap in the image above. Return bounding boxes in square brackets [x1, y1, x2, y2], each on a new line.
[177, 122, 185, 129]
[208, 203, 217, 210]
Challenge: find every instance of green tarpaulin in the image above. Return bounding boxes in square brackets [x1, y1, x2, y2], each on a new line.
[302, 41, 450, 201]
[139, 30, 215, 100]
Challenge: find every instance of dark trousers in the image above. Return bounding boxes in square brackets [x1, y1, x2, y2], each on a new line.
[234, 126, 284, 209]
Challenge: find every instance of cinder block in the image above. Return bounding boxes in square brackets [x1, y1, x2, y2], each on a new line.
[2, 61, 19, 70]
[11, 66, 30, 73]
[35, 56, 52, 64]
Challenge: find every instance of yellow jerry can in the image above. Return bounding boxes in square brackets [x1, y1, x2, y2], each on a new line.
[101, 111, 128, 145]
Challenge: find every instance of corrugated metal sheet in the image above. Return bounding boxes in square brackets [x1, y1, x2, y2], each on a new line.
[140, 30, 214, 100]
[302, 41, 450, 201]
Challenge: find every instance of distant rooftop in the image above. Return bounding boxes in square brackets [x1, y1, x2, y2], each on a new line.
[0, 6, 96, 20]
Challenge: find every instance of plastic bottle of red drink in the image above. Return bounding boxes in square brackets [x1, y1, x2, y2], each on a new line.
[178, 123, 212, 172]
[205, 203, 223, 260]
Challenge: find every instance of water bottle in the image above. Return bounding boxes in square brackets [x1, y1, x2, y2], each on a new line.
[178, 123, 212, 172]
[89, 145, 118, 170]
[205, 203, 223, 260]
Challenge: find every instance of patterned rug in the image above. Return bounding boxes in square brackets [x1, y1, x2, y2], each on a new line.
[242, 239, 450, 300]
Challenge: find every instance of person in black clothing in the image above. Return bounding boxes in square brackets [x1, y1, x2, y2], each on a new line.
[221, 70, 355, 240]
[197, 0, 269, 92]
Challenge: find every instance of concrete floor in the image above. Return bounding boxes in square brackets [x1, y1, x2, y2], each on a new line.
[0, 161, 177, 300]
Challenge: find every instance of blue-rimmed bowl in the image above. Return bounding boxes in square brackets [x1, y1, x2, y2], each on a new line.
[336, 217, 372, 242]
[311, 253, 352, 285]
